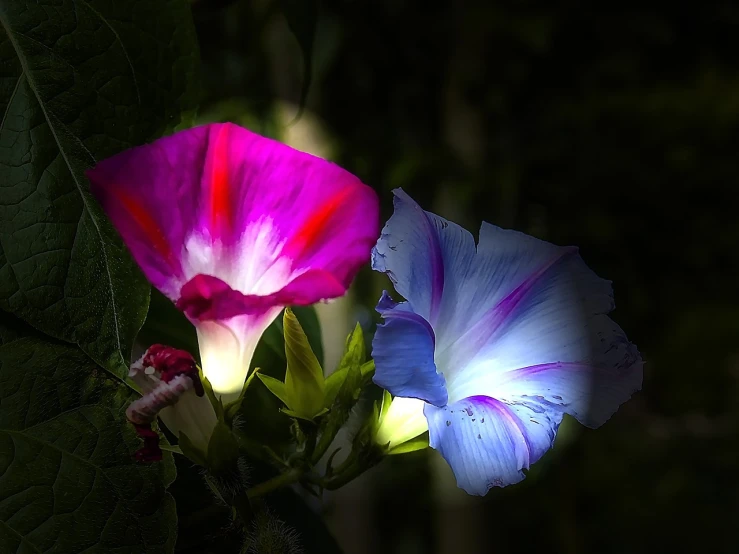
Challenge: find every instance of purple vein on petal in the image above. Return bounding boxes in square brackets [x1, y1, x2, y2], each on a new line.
[472, 395, 532, 467]
[382, 309, 438, 348]
[441, 246, 577, 368]
[396, 190, 445, 322]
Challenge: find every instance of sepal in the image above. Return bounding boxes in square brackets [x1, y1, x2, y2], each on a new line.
[312, 325, 368, 463]
[388, 433, 429, 455]
[283, 308, 326, 420]
[324, 322, 366, 407]
[257, 374, 290, 406]
[207, 421, 241, 474]
[179, 431, 209, 467]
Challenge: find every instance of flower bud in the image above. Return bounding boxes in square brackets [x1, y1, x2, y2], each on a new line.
[127, 344, 218, 462]
[375, 394, 429, 454]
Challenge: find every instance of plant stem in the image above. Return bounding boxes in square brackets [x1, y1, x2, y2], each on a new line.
[246, 467, 303, 499]
[322, 458, 378, 490]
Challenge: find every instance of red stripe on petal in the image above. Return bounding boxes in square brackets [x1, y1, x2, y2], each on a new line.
[209, 124, 232, 234]
[113, 187, 178, 270]
[286, 187, 352, 256]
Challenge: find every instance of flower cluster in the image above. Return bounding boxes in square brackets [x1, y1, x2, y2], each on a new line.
[89, 123, 642, 496]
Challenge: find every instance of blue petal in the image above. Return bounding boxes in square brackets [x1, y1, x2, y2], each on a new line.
[371, 188, 476, 327]
[440, 244, 642, 428]
[372, 292, 448, 406]
[425, 395, 559, 495]
[492, 319, 643, 428]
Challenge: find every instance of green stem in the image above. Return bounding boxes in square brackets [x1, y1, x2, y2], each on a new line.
[322, 459, 376, 490]
[311, 416, 345, 465]
[246, 467, 303, 499]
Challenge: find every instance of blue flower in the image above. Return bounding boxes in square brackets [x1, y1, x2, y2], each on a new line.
[371, 189, 643, 495]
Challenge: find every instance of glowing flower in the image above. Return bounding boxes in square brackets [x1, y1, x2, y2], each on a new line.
[371, 189, 643, 495]
[126, 344, 217, 461]
[88, 123, 379, 403]
[374, 395, 428, 451]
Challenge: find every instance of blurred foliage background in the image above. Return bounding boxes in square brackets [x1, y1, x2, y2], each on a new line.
[192, 1, 738, 552]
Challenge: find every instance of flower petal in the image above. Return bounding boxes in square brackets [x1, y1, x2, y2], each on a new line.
[371, 189, 476, 326]
[435, 223, 578, 351]
[87, 123, 379, 308]
[87, 126, 210, 297]
[425, 395, 558, 495]
[442, 246, 643, 430]
[372, 291, 448, 406]
[195, 315, 281, 401]
[176, 271, 346, 321]
[491, 318, 643, 428]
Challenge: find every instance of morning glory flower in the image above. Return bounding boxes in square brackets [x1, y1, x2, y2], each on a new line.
[88, 123, 379, 403]
[371, 189, 643, 495]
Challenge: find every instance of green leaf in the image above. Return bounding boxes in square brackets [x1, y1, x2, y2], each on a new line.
[0, 0, 200, 377]
[312, 325, 366, 463]
[280, 0, 319, 121]
[0, 308, 41, 346]
[360, 359, 375, 381]
[291, 305, 324, 367]
[265, 306, 324, 367]
[257, 373, 290, 407]
[323, 373, 343, 409]
[0, 337, 177, 553]
[283, 308, 325, 419]
[325, 323, 365, 407]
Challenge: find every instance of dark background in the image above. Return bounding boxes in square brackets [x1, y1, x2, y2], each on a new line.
[193, 1, 737, 553]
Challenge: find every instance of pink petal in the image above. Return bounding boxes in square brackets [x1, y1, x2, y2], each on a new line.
[176, 271, 346, 321]
[86, 122, 380, 312]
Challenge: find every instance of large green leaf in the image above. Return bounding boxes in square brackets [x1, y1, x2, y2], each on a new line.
[0, 0, 200, 377]
[0, 309, 40, 346]
[0, 337, 177, 553]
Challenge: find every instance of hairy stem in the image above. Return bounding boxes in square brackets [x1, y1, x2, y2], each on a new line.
[246, 467, 304, 499]
[231, 489, 254, 527]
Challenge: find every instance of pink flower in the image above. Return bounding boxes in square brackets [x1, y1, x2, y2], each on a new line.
[88, 123, 379, 403]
